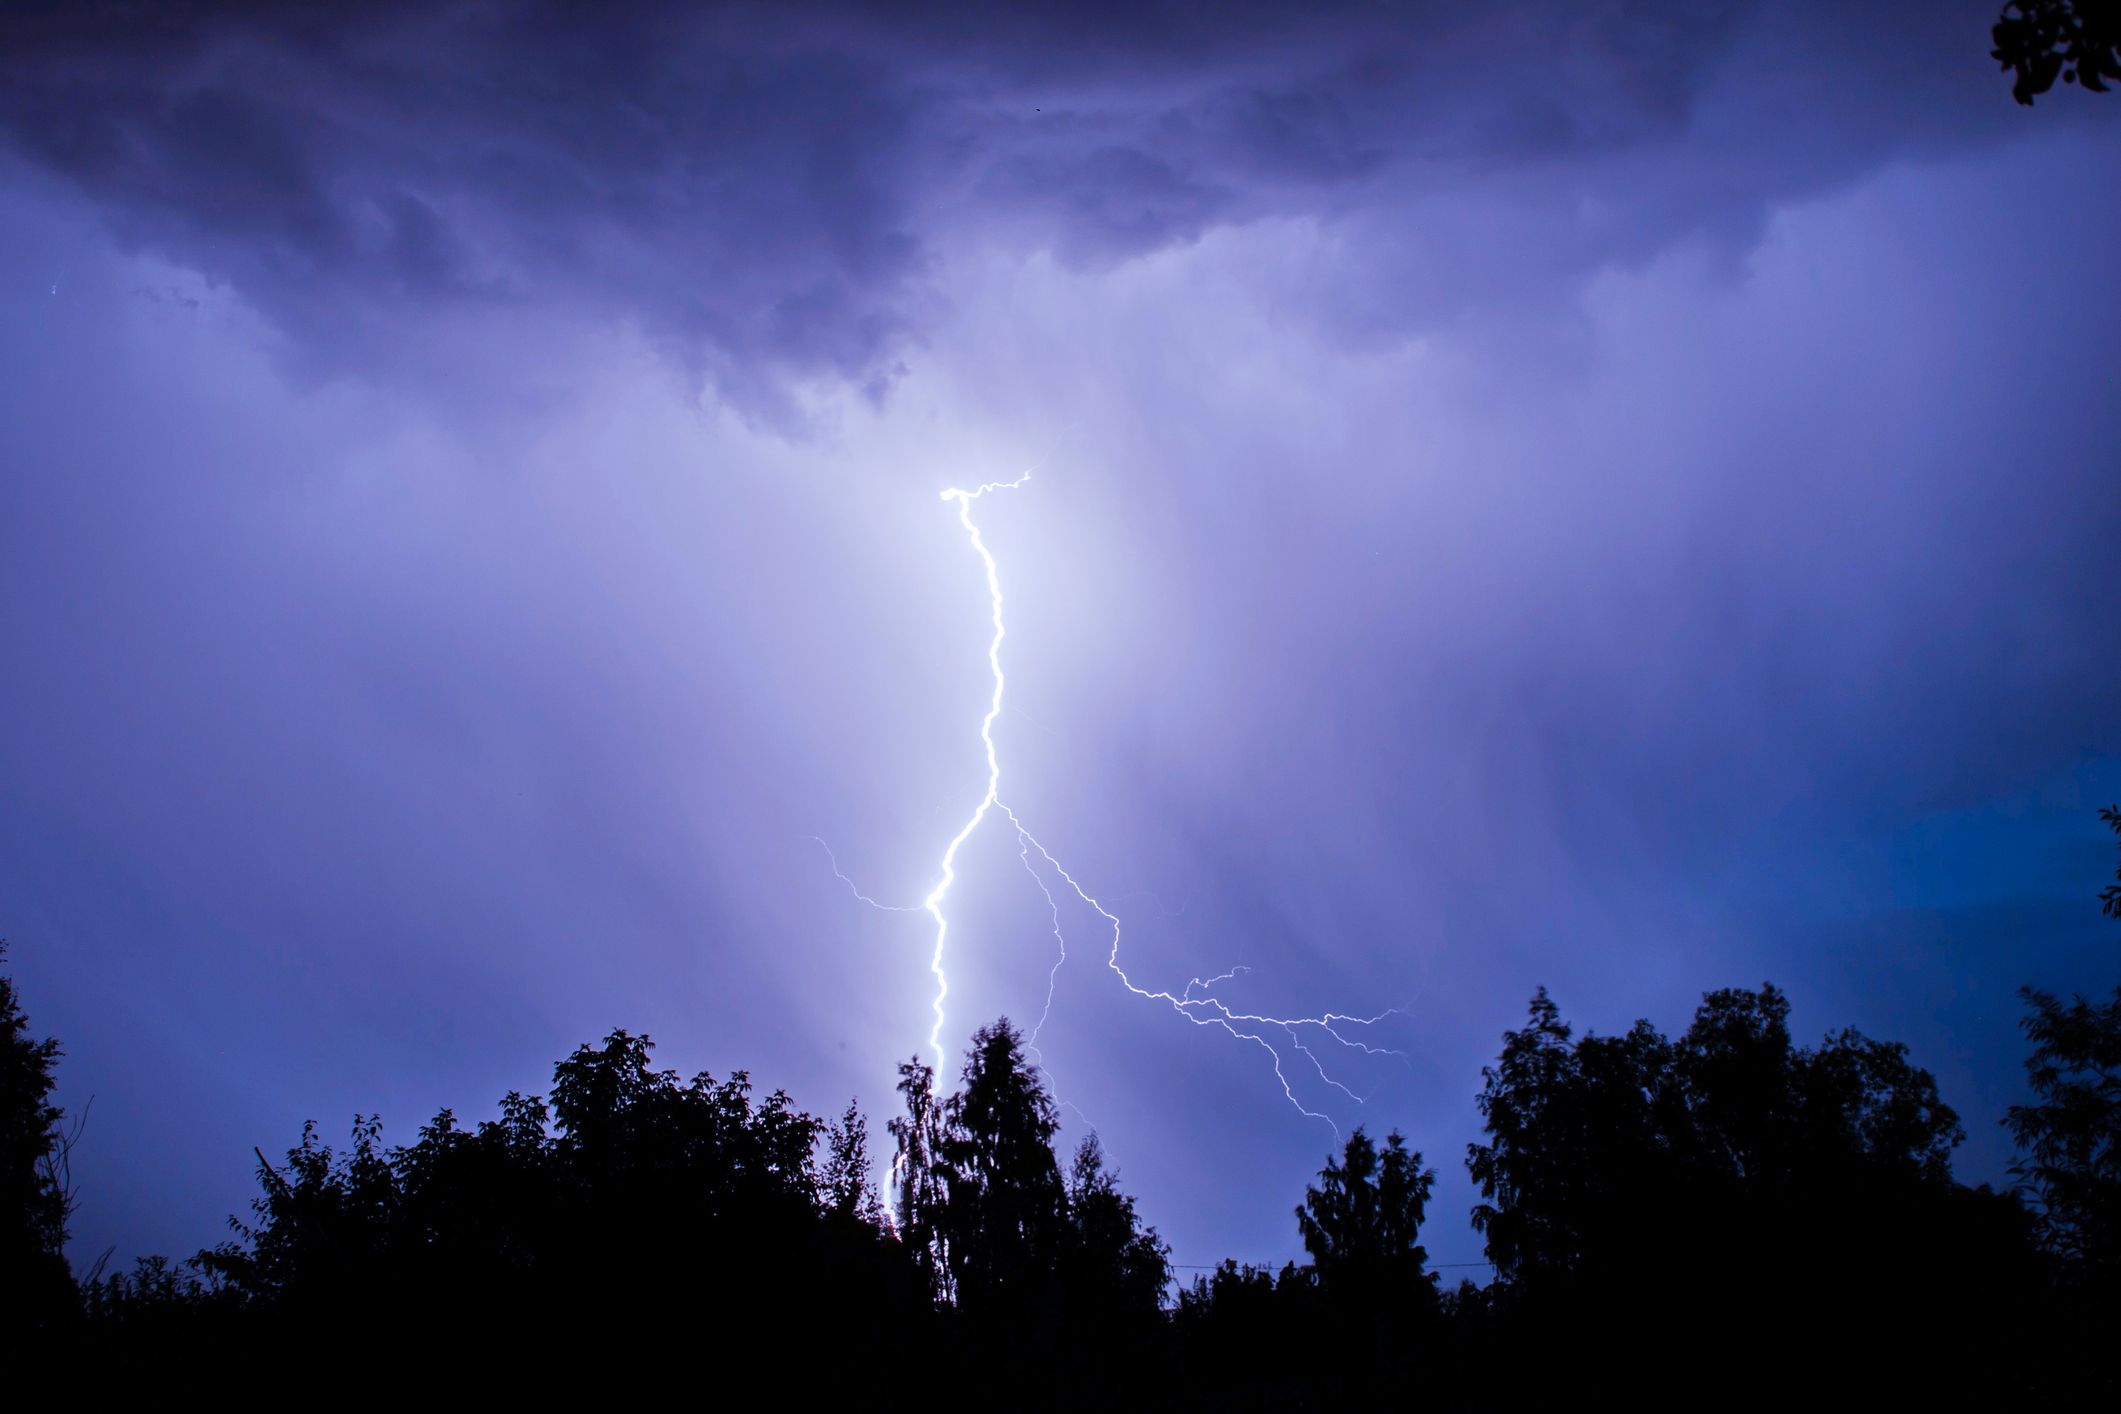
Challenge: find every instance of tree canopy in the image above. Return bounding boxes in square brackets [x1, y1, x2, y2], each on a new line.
[2006, 804, 2121, 1293]
[1295, 1127, 1437, 1306]
[0, 940, 73, 1333]
[11, 811, 2121, 1401]
[886, 1015, 1171, 1372]
[1994, 0, 2121, 103]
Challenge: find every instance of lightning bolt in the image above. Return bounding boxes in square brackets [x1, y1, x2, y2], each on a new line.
[822, 468, 1403, 1135]
[917, 471, 1030, 1066]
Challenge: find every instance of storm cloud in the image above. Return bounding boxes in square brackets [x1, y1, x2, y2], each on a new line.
[0, 1, 2062, 413]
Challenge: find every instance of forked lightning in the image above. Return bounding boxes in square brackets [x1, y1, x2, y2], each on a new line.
[821, 468, 1400, 1134]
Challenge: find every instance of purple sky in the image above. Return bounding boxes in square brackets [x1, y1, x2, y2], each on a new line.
[3, 1, 2117, 1277]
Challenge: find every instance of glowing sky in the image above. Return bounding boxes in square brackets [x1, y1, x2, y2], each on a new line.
[2, 1, 2117, 1276]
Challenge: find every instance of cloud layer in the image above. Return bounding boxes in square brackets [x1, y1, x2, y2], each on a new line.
[0, 1, 2052, 414]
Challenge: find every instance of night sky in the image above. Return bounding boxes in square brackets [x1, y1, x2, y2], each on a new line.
[3, 1, 2117, 1280]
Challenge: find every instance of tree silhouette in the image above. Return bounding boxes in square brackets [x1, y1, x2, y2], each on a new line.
[1295, 1127, 1438, 1305]
[1469, 983, 1966, 1293]
[203, 1113, 398, 1307]
[1466, 981, 2041, 1400]
[2006, 806, 2121, 1291]
[2009, 989, 2121, 1279]
[1, 941, 76, 1333]
[1994, 1, 2121, 103]
[142, 1025, 925, 1383]
[1173, 1258, 1310, 1402]
[823, 1098, 883, 1225]
[1288, 1127, 1442, 1392]
[2102, 803, 2121, 920]
[879, 1020, 1171, 1394]
[1172, 1128, 1442, 1401]
[937, 1018, 1064, 1321]
[888, 1053, 950, 1298]
[1059, 1132, 1170, 1322]
[35, 986, 2097, 1395]
[1465, 986, 1591, 1286]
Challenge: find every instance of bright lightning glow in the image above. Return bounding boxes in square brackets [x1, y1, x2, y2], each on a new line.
[915, 470, 1033, 1066]
[822, 468, 1403, 1133]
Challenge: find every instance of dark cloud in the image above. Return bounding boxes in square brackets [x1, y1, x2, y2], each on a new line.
[0, 1, 2058, 412]
[978, 144, 1233, 264]
[0, 1, 932, 413]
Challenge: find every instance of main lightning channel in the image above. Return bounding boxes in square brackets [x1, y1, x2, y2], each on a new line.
[918, 471, 1032, 1066]
[828, 469, 1404, 1130]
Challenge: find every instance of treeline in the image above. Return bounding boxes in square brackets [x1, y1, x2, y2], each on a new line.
[3, 810, 2118, 1402]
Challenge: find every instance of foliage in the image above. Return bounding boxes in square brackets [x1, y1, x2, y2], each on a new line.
[1466, 983, 1963, 1289]
[887, 1052, 949, 1297]
[79, 1252, 237, 1355]
[2005, 806, 2121, 1287]
[1295, 1127, 1437, 1305]
[136, 1026, 923, 1381]
[1459, 982, 2051, 1400]
[823, 1097, 884, 1225]
[937, 1018, 1065, 1319]
[10, 897, 2106, 1401]
[1060, 1132, 1171, 1323]
[1994, 1, 2121, 103]
[2102, 804, 2121, 920]
[2009, 988, 2121, 1276]
[1, 940, 75, 1331]
[887, 1016, 1170, 1372]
